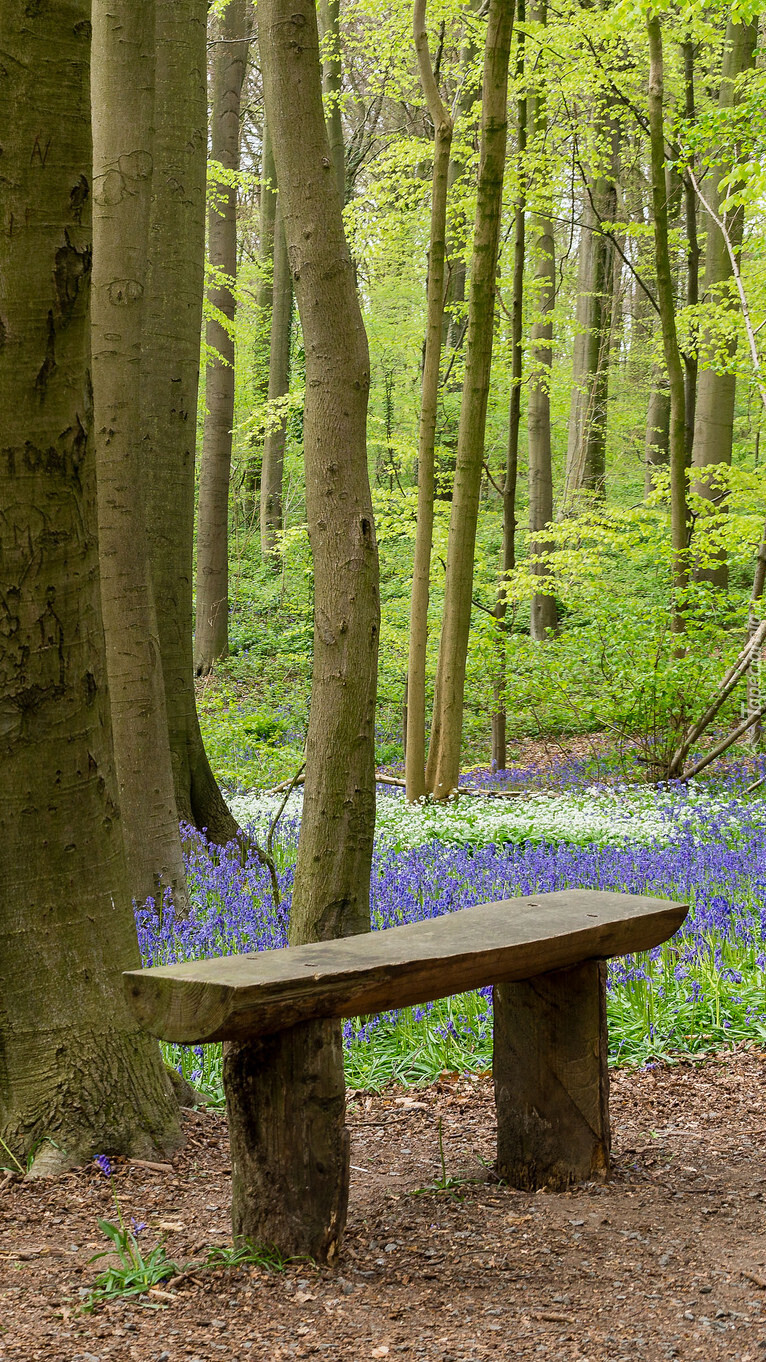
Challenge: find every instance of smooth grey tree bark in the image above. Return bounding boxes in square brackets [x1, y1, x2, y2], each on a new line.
[405, 0, 453, 802]
[527, 0, 557, 642]
[92, 0, 189, 915]
[492, 0, 526, 772]
[195, 0, 252, 674]
[142, 0, 239, 841]
[259, 206, 293, 562]
[647, 15, 689, 637]
[691, 18, 758, 587]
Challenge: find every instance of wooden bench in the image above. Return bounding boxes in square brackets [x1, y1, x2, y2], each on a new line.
[124, 889, 687, 1258]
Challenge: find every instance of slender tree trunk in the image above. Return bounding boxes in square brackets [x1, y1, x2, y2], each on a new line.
[0, 0, 180, 1174]
[259, 209, 293, 561]
[527, 0, 556, 642]
[142, 0, 239, 842]
[91, 0, 189, 913]
[681, 38, 699, 463]
[245, 118, 277, 520]
[224, 0, 380, 1260]
[564, 125, 619, 502]
[691, 18, 758, 588]
[425, 0, 516, 799]
[319, 0, 346, 201]
[405, 0, 453, 803]
[644, 370, 671, 496]
[747, 522, 766, 747]
[442, 5, 482, 351]
[438, 0, 482, 488]
[195, 0, 251, 674]
[647, 15, 689, 636]
[492, 0, 526, 773]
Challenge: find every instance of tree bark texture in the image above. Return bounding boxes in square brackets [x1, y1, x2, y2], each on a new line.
[492, 0, 526, 774]
[527, 1, 557, 642]
[691, 18, 758, 588]
[424, 0, 515, 800]
[494, 961, 610, 1190]
[92, 0, 189, 915]
[259, 208, 293, 562]
[0, 0, 180, 1172]
[195, 0, 251, 675]
[405, 0, 453, 803]
[227, 0, 380, 1259]
[647, 16, 689, 636]
[142, 0, 239, 841]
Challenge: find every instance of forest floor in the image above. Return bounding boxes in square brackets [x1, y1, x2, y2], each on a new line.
[2, 1048, 766, 1361]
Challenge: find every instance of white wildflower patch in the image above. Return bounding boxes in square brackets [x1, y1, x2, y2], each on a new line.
[226, 776, 766, 853]
[374, 787, 676, 851]
[226, 788, 304, 838]
[224, 779, 766, 852]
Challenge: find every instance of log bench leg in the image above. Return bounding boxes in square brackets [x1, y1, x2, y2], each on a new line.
[223, 1017, 348, 1261]
[493, 960, 610, 1191]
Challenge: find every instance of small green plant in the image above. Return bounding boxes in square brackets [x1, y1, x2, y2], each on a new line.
[80, 1157, 179, 1312]
[410, 1118, 472, 1197]
[204, 1241, 302, 1272]
[0, 1135, 24, 1176]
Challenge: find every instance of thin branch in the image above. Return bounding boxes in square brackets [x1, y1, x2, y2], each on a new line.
[483, 459, 504, 497]
[669, 618, 766, 773]
[681, 704, 766, 781]
[248, 758, 306, 909]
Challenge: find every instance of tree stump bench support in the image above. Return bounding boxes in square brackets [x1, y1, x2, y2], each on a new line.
[124, 889, 687, 1258]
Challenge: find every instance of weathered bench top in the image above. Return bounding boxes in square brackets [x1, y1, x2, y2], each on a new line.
[124, 889, 687, 1044]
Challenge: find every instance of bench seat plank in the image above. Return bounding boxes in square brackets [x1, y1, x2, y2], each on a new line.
[124, 889, 687, 1044]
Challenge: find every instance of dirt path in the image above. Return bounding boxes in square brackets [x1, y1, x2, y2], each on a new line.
[2, 1048, 766, 1361]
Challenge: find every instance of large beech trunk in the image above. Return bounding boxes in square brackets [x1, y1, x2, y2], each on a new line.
[647, 16, 689, 637]
[195, 0, 251, 674]
[142, 0, 239, 842]
[691, 18, 758, 588]
[527, 1, 557, 643]
[405, 0, 453, 803]
[425, 0, 515, 800]
[91, 0, 189, 915]
[224, 0, 380, 1259]
[0, 0, 180, 1173]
